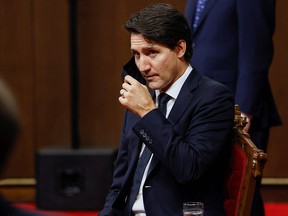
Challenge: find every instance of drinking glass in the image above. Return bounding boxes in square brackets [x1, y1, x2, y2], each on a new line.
[183, 202, 204, 216]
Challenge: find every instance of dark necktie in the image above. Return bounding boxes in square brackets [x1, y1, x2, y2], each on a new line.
[125, 93, 171, 214]
[158, 93, 171, 117]
[193, 0, 208, 31]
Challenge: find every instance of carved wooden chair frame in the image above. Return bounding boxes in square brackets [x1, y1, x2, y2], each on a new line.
[224, 105, 268, 216]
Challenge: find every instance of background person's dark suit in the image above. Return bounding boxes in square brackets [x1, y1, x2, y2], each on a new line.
[100, 68, 234, 216]
[185, 0, 282, 215]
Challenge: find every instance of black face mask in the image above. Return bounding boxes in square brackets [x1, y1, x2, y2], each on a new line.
[121, 57, 146, 85]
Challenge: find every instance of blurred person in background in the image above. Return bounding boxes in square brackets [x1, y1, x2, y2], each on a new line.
[185, 0, 282, 215]
[0, 78, 45, 216]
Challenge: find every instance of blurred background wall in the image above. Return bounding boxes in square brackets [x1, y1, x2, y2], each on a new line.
[0, 0, 287, 202]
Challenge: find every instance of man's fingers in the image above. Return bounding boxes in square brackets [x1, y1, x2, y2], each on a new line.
[124, 75, 138, 85]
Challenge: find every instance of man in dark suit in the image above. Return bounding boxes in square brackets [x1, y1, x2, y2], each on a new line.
[100, 3, 234, 216]
[184, 0, 282, 215]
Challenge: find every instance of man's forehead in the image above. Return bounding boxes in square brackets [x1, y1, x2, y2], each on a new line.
[130, 34, 157, 49]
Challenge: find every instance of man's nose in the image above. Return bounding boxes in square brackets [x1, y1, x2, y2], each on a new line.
[138, 56, 151, 72]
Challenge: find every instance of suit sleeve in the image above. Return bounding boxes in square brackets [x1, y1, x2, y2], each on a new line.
[236, 0, 275, 115]
[133, 84, 234, 183]
[99, 111, 129, 216]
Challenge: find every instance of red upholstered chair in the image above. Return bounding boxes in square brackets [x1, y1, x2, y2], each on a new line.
[223, 105, 268, 216]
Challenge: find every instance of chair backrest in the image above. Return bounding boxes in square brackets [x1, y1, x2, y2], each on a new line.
[223, 105, 268, 216]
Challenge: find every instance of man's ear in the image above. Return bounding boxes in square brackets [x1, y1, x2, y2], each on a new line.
[176, 40, 186, 58]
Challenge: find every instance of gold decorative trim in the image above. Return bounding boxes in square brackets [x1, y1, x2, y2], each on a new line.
[0, 177, 288, 186]
[0, 178, 36, 186]
[262, 178, 288, 185]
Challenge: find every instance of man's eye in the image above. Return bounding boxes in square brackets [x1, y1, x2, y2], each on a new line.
[149, 50, 157, 56]
[134, 53, 140, 59]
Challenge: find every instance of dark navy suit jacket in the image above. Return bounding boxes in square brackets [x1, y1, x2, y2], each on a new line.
[100, 68, 234, 216]
[185, 0, 281, 129]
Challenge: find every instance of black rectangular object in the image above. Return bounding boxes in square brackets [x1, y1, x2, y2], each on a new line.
[36, 148, 117, 210]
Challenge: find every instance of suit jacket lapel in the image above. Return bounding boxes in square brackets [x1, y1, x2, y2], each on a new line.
[168, 69, 200, 124]
[147, 69, 201, 176]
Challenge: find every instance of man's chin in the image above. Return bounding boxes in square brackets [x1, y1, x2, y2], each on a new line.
[147, 82, 160, 90]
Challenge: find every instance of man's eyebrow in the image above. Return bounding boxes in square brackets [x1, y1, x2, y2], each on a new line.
[131, 45, 155, 52]
[143, 46, 155, 51]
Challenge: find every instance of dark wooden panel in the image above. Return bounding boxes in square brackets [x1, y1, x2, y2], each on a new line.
[33, 0, 72, 149]
[0, 186, 35, 203]
[262, 185, 288, 202]
[0, 0, 35, 177]
[77, 0, 124, 147]
[0, 0, 71, 178]
[264, 0, 288, 178]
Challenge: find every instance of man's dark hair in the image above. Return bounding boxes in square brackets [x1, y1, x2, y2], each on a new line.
[125, 3, 193, 62]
